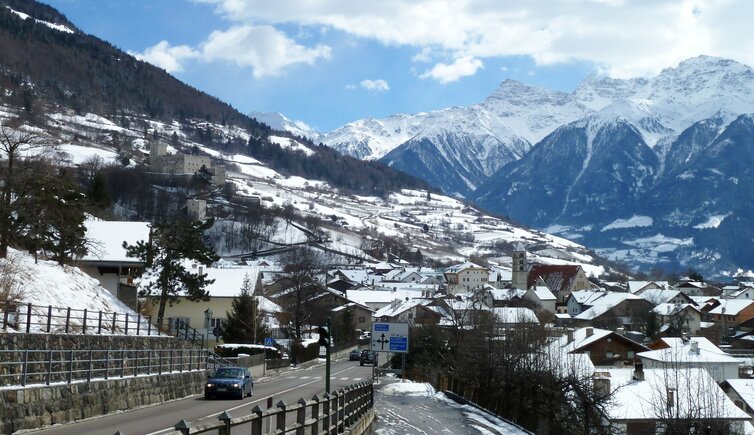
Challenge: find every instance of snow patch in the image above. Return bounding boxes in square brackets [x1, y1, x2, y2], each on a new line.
[601, 215, 653, 231]
[693, 213, 730, 229]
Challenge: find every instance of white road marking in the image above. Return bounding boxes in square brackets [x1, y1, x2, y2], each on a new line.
[146, 365, 363, 435]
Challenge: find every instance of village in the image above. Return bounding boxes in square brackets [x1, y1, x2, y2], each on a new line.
[72, 217, 754, 434]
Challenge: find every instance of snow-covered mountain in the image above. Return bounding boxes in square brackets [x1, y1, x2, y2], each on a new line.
[474, 56, 754, 278]
[249, 111, 319, 141]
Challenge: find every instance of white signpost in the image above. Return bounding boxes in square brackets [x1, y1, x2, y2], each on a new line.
[370, 322, 409, 353]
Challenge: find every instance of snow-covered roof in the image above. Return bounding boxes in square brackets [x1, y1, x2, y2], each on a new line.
[528, 285, 556, 301]
[200, 267, 263, 298]
[638, 339, 740, 364]
[725, 379, 754, 412]
[374, 299, 431, 318]
[489, 288, 526, 301]
[444, 262, 487, 273]
[708, 299, 754, 316]
[82, 220, 151, 263]
[573, 292, 641, 320]
[493, 307, 539, 324]
[373, 282, 438, 293]
[604, 367, 749, 421]
[555, 327, 613, 353]
[627, 280, 669, 294]
[568, 290, 607, 305]
[333, 268, 371, 283]
[652, 303, 699, 317]
[640, 289, 685, 305]
[346, 289, 425, 306]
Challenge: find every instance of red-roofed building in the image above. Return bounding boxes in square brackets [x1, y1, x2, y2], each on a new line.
[527, 264, 592, 304]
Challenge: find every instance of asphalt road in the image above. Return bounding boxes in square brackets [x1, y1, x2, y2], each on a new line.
[32, 358, 375, 435]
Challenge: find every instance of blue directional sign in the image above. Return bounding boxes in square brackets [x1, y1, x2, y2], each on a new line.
[264, 337, 274, 347]
[371, 322, 409, 353]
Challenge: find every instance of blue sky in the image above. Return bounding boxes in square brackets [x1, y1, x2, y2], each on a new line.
[43, 0, 751, 132]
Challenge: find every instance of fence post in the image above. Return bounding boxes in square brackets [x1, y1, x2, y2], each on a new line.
[169, 349, 174, 373]
[188, 347, 192, 371]
[82, 308, 88, 334]
[87, 349, 93, 382]
[112, 312, 117, 333]
[134, 350, 139, 377]
[2, 307, 8, 330]
[67, 349, 73, 383]
[105, 350, 110, 380]
[46, 305, 52, 333]
[137, 314, 141, 336]
[98, 311, 103, 334]
[22, 349, 28, 386]
[338, 389, 346, 432]
[25, 303, 32, 333]
[276, 400, 287, 433]
[296, 397, 306, 435]
[322, 392, 331, 435]
[179, 349, 183, 373]
[65, 307, 71, 334]
[251, 405, 263, 435]
[120, 349, 125, 378]
[125, 314, 129, 335]
[158, 350, 163, 375]
[310, 394, 320, 435]
[218, 411, 232, 435]
[148, 316, 152, 336]
[174, 420, 190, 435]
[46, 349, 53, 385]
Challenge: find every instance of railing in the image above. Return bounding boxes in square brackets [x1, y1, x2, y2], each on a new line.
[168, 317, 205, 347]
[1, 302, 156, 336]
[0, 347, 209, 387]
[152, 380, 374, 435]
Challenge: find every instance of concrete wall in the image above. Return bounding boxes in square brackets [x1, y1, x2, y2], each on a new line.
[0, 370, 206, 433]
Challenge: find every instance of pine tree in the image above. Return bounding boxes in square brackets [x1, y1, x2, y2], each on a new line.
[124, 219, 219, 327]
[223, 273, 268, 344]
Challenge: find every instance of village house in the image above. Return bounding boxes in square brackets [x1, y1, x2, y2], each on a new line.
[555, 327, 650, 367]
[627, 280, 670, 295]
[638, 337, 742, 383]
[330, 302, 374, 339]
[443, 262, 490, 294]
[652, 303, 703, 335]
[602, 365, 749, 434]
[721, 379, 754, 424]
[78, 220, 151, 310]
[373, 298, 441, 326]
[707, 299, 754, 327]
[523, 285, 557, 314]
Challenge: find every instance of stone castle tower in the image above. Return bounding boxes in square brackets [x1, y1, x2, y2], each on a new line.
[511, 242, 528, 290]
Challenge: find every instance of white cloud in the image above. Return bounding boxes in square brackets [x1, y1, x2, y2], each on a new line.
[194, 0, 754, 80]
[420, 56, 483, 84]
[129, 41, 198, 73]
[200, 25, 331, 78]
[360, 79, 390, 92]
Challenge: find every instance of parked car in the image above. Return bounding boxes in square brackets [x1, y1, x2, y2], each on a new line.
[360, 350, 377, 366]
[349, 349, 362, 361]
[205, 366, 253, 400]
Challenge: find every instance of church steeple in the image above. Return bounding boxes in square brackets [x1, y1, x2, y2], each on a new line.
[511, 242, 528, 290]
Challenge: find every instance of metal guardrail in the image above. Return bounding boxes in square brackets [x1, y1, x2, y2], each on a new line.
[1, 302, 156, 336]
[152, 380, 374, 435]
[0, 348, 210, 387]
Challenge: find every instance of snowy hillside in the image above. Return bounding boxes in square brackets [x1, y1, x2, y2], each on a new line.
[1, 248, 144, 334]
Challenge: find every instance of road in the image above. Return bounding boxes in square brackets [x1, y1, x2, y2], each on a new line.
[33, 358, 375, 435]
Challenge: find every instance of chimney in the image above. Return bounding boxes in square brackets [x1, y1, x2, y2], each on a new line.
[690, 341, 700, 355]
[633, 362, 644, 381]
[586, 327, 593, 337]
[616, 327, 625, 336]
[567, 328, 574, 343]
[593, 372, 611, 397]
[198, 265, 204, 275]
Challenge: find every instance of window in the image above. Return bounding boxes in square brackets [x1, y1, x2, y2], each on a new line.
[607, 337, 612, 342]
[606, 351, 613, 359]
[358, 317, 365, 323]
[408, 312, 413, 319]
[627, 351, 634, 359]
[209, 317, 224, 328]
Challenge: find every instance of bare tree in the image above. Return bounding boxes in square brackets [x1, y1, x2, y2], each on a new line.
[270, 246, 328, 340]
[0, 124, 45, 257]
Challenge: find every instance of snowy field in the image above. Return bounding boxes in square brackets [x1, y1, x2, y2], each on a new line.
[375, 379, 530, 435]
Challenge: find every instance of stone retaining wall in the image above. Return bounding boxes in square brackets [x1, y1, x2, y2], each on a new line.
[0, 332, 194, 353]
[0, 370, 206, 434]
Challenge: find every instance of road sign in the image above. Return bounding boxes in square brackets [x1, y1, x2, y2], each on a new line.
[264, 337, 274, 347]
[371, 322, 409, 353]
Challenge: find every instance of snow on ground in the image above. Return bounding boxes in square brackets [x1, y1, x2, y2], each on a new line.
[269, 135, 315, 156]
[375, 379, 530, 435]
[6, 6, 75, 33]
[693, 213, 730, 229]
[601, 215, 653, 231]
[54, 144, 119, 165]
[1, 248, 146, 334]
